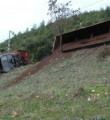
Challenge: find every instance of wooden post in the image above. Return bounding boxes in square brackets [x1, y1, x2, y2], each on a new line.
[90, 32, 93, 39]
[109, 26, 110, 33]
[60, 35, 63, 52]
[52, 36, 57, 52]
[75, 36, 77, 42]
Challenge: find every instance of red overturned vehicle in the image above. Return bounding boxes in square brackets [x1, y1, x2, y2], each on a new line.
[0, 50, 30, 72]
[10, 50, 30, 65]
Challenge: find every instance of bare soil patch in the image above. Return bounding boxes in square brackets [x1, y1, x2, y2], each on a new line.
[3, 33, 110, 89]
[4, 48, 73, 89]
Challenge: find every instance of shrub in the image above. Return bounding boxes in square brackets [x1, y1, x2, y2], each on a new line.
[99, 46, 110, 58]
[73, 87, 85, 97]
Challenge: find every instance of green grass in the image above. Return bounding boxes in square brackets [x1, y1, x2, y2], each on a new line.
[0, 64, 33, 88]
[0, 46, 110, 120]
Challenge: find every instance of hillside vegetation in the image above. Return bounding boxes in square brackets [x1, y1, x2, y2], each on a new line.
[0, 6, 110, 120]
[0, 45, 110, 119]
[0, 7, 110, 61]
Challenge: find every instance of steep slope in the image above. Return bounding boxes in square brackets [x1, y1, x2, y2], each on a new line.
[0, 45, 110, 119]
[3, 48, 74, 89]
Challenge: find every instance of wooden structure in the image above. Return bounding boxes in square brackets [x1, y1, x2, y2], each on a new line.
[53, 19, 110, 52]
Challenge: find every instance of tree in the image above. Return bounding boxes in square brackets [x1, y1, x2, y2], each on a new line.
[105, 6, 110, 19]
[48, 0, 80, 52]
[31, 24, 37, 30]
[25, 28, 29, 33]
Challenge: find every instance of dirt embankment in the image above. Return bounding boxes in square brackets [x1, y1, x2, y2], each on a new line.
[4, 48, 73, 89]
[3, 32, 110, 89]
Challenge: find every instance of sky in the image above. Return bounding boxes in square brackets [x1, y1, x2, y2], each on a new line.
[0, 0, 110, 43]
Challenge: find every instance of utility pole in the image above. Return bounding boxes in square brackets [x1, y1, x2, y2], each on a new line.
[8, 31, 14, 52]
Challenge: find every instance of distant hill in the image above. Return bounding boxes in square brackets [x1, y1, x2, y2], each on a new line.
[0, 6, 110, 61]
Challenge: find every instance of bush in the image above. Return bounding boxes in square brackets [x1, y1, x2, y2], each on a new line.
[99, 46, 110, 58]
[73, 87, 85, 97]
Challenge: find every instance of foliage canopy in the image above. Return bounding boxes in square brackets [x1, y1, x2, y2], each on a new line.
[0, 7, 110, 61]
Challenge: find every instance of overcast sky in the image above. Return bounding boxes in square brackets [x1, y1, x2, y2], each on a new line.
[0, 0, 110, 43]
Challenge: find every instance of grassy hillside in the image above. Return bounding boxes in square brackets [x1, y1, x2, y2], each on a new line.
[0, 7, 110, 119]
[0, 7, 110, 61]
[0, 45, 110, 119]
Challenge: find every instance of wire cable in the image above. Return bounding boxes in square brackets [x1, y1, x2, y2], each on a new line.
[81, 0, 109, 10]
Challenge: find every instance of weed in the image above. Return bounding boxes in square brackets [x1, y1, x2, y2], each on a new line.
[99, 46, 110, 59]
[73, 87, 85, 97]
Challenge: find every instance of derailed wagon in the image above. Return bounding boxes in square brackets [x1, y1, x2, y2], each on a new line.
[0, 50, 30, 72]
[9, 50, 30, 65]
[53, 19, 110, 52]
[0, 53, 20, 72]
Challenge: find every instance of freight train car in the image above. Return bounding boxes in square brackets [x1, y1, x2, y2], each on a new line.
[0, 50, 30, 72]
[10, 50, 30, 65]
[0, 53, 20, 72]
[53, 19, 110, 52]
